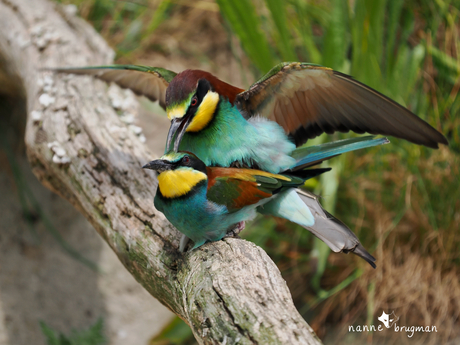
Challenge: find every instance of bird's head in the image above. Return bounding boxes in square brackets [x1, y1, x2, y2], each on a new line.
[164, 70, 244, 151]
[143, 151, 207, 198]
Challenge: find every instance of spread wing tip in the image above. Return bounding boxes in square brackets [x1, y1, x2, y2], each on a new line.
[434, 133, 449, 148]
[402, 130, 448, 149]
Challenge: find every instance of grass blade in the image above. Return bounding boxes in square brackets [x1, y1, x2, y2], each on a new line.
[216, 0, 274, 73]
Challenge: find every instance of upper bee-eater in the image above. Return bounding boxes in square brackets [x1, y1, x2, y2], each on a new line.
[52, 62, 448, 173]
[143, 151, 377, 267]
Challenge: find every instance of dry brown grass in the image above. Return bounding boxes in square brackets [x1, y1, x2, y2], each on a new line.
[306, 146, 460, 344]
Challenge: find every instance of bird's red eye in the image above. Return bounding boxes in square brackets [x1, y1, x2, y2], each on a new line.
[182, 156, 190, 164]
[191, 97, 198, 107]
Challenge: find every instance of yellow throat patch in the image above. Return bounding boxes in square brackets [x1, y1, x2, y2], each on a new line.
[158, 167, 207, 198]
[186, 91, 219, 132]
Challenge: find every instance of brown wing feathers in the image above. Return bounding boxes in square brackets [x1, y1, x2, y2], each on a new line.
[237, 64, 447, 148]
[50, 67, 171, 108]
[206, 167, 272, 210]
[328, 72, 447, 147]
[292, 73, 444, 147]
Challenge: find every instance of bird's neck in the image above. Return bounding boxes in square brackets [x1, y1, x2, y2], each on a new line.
[185, 98, 248, 140]
[179, 99, 250, 158]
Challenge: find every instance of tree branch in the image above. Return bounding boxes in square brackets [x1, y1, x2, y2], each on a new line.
[0, 0, 322, 343]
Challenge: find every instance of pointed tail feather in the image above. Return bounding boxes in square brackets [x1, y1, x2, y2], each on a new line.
[258, 188, 376, 267]
[296, 189, 376, 268]
[290, 136, 390, 170]
[286, 167, 331, 179]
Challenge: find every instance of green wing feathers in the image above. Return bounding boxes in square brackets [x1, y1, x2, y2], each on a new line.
[206, 167, 309, 211]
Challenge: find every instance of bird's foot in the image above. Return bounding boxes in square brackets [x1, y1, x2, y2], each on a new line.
[224, 221, 245, 238]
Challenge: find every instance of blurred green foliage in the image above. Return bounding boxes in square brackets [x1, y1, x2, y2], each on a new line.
[149, 316, 196, 345]
[54, 0, 459, 342]
[40, 318, 106, 345]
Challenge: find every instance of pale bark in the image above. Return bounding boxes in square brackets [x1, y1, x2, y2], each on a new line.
[0, 0, 322, 343]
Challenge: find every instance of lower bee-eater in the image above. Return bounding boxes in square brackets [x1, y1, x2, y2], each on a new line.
[143, 151, 377, 268]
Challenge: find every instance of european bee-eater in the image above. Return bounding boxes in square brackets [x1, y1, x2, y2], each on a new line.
[52, 62, 447, 268]
[143, 151, 377, 267]
[52, 62, 448, 173]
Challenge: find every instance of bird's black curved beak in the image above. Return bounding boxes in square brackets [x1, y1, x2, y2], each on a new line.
[165, 116, 192, 152]
[142, 159, 174, 172]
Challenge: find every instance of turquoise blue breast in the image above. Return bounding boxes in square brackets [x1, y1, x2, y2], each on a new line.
[177, 99, 296, 173]
[154, 182, 258, 248]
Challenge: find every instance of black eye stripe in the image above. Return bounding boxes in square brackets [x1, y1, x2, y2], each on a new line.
[185, 79, 211, 118]
[196, 79, 211, 100]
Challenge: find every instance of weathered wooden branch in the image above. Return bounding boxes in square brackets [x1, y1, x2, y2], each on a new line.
[0, 0, 322, 343]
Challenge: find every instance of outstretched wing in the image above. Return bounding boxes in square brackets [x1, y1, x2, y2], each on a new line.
[50, 65, 177, 109]
[235, 62, 447, 148]
[206, 167, 304, 212]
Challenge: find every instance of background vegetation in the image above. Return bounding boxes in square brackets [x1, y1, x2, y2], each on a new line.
[52, 0, 460, 344]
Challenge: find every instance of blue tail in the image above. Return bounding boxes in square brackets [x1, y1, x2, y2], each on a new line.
[290, 136, 390, 170]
